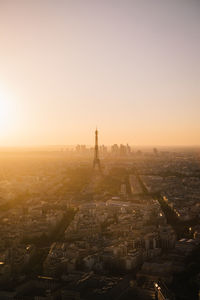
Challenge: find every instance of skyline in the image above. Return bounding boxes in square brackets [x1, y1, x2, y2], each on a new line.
[0, 0, 200, 147]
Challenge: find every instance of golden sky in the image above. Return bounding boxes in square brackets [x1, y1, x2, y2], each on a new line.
[0, 0, 200, 146]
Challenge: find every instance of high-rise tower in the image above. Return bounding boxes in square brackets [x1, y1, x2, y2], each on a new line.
[93, 128, 101, 172]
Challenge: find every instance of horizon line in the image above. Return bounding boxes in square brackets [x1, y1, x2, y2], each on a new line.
[0, 144, 200, 149]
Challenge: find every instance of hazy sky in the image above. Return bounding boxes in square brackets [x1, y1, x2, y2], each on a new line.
[0, 0, 199, 146]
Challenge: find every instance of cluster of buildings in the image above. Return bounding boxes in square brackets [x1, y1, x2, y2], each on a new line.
[161, 176, 200, 221]
[44, 197, 174, 277]
[0, 198, 66, 284]
[0, 158, 84, 287]
[139, 154, 200, 221]
[0, 148, 200, 299]
[74, 144, 132, 157]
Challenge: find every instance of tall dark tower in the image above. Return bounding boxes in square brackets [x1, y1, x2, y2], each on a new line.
[93, 128, 101, 172]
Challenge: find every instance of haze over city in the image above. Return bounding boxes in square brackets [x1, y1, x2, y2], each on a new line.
[1, 1, 200, 300]
[0, 0, 200, 147]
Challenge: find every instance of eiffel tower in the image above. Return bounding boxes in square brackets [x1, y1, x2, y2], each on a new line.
[93, 128, 101, 172]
